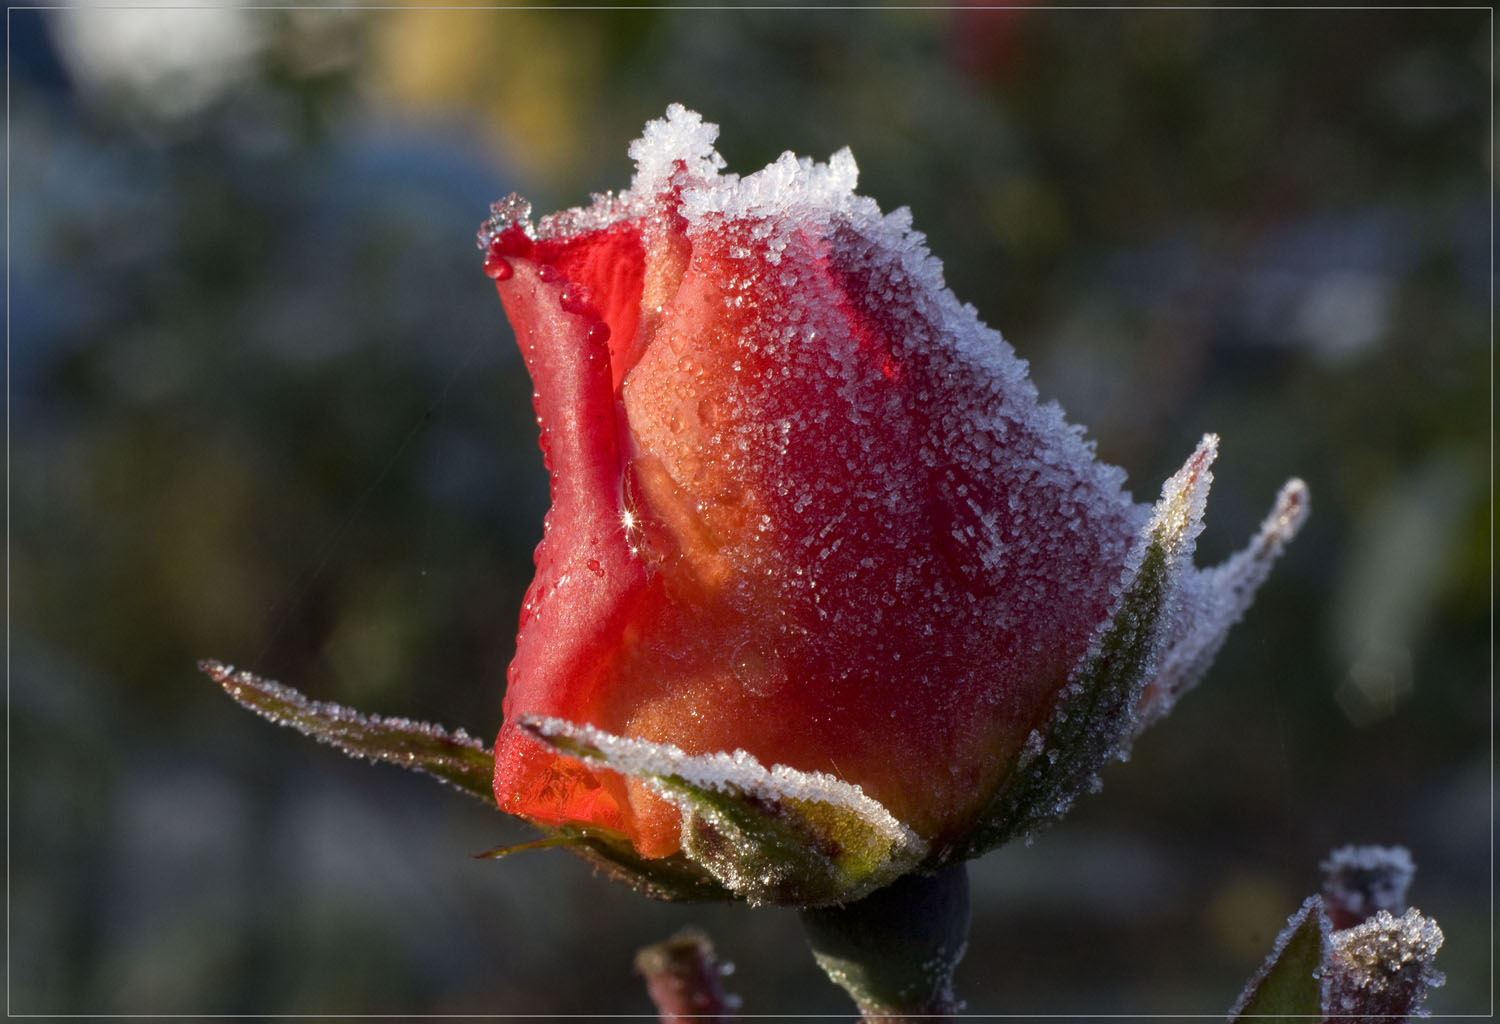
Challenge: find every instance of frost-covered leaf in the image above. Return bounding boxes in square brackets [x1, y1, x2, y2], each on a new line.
[200, 660, 495, 804]
[1228, 895, 1331, 1021]
[1320, 843, 1416, 930]
[1323, 907, 1445, 1023]
[520, 715, 926, 906]
[954, 436, 1219, 857]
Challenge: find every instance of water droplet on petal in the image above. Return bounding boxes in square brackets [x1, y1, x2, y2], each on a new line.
[560, 284, 596, 316]
[483, 253, 513, 280]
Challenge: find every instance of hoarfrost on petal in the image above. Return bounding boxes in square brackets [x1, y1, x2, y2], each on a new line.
[626, 102, 726, 198]
[476, 192, 534, 250]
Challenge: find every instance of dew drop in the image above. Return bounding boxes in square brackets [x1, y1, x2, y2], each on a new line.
[483, 253, 513, 280]
[698, 396, 723, 427]
[560, 284, 596, 316]
[730, 642, 778, 696]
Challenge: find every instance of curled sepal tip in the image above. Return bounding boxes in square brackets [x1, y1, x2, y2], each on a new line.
[1138, 472, 1309, 728]
[520, 716, 926, 907]
[199, 660, 495, 804]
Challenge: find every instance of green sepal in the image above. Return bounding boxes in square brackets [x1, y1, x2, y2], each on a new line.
[1228, 895, 1331, 1020]
[201, 660, 495, 803]
[946, 438, 1215, 862]
[521, 716, 926, 907]
[675, 777, 908, 907]
[950, 538, 1169, 859]
[203, 661, 746, 902]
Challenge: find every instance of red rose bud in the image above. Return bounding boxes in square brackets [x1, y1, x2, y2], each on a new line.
[482, 105, 1307, 905]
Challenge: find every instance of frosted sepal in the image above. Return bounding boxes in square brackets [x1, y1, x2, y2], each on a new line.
[1228, 895, 1332, 1020]
[519, 716, 927, 907]
[200, 660, 495, 804]
[1137, 475, 1309, 729]
[952, 436, 1219, 858]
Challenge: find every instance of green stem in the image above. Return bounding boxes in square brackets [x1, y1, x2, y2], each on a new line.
[799, 863, 970, 1020]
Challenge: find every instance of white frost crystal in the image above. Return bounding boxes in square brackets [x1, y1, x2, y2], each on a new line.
[1325, 907, 1445, 1019]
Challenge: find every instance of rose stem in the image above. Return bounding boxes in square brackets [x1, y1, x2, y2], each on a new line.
[800, 861, 971, 1022]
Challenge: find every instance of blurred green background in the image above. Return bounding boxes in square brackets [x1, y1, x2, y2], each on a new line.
[10, 6, 1489, 1016]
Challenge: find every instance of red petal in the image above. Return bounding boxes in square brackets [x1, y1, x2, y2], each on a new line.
[489, 245, 662, 840]
[533, 226, 647, 392]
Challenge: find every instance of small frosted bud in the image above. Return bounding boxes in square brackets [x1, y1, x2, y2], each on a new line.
[634, 928, 736, 1024]
[1320, 844, 1416, 930]
[1323, 907, 1445, 1023]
